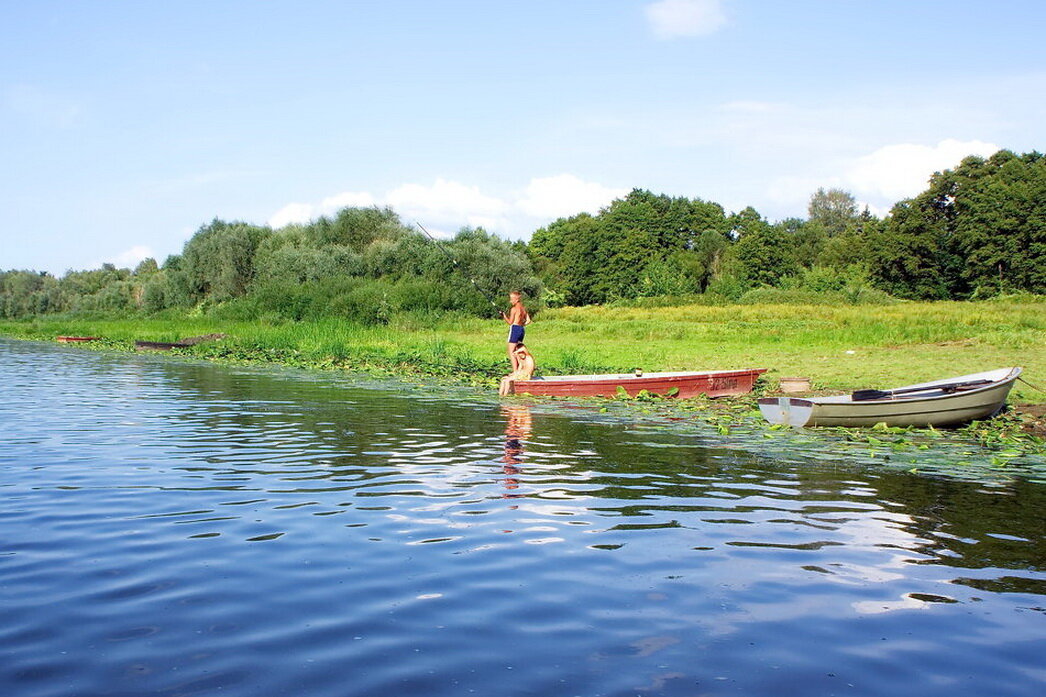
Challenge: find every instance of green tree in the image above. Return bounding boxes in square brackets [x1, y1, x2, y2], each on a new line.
[312, 206, 404, 251]
[0, 270, 64, 317]
[867, 199, 955, 299]
[689, 229, 730, 291]
[529, 213, 606, 305]
[528, 189, 728, 304]
[444, 227, 542, 314]
[730, 208, 800, 286]
[952, 151, 1046, 294]
[179, 219, 272, 303]
[134, 258, 159, 276]
[816, 209, 879, 270]
[808, 188, 858, 237]
[867, 149, 1045, 298]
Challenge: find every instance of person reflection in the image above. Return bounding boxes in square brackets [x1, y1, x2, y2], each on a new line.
[501, 404, 532, 497]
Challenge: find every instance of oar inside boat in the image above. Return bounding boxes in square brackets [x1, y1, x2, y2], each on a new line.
[851, 378, 992, 402]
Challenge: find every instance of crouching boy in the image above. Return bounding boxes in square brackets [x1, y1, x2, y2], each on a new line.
[499, 344, 536, 396]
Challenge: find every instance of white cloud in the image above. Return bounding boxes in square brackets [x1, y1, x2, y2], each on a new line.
[386, 178, 507, 219]
[268, 202, 317, 228]
[267, 175, 627, 239]
[846, 138, 1000, 201]
[385, 179, 511, 235]
[516, 174, 629, 219]
[268, 191, 376, 228]
[766, 139, 1001, 216]
[645, 0, 727, 40]
[321, 191, 376, 210]
[97, 245, 155, 270]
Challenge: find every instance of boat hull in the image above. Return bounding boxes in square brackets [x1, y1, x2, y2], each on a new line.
[758, 367, 1021, 428]
[512, 368, 767, 399]
[134, 340, 188, 351]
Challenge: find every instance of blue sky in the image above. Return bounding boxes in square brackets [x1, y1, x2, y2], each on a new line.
[2, 0, 1044, 274]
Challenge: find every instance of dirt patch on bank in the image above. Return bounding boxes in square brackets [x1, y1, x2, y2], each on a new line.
[1015, 404, 1046, 436]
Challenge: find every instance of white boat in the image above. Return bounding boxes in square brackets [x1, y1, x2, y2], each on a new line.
[758, 367, 1022, 428]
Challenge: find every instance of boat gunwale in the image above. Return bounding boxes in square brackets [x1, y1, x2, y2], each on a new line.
[517, 368, 767, 387]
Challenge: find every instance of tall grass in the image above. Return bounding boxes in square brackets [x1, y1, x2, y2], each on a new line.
[3, 298, 1044, 401]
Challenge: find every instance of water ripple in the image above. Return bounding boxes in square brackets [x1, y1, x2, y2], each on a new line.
[1, 339, 1044, 697]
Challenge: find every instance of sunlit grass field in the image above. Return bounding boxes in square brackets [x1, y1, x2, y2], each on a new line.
[2, 298, 1044, 402]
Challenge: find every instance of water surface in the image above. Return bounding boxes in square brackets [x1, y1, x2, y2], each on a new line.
[1, 339, 1043, 696]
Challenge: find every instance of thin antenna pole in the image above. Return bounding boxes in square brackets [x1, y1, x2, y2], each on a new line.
[414, 221, 502, 312]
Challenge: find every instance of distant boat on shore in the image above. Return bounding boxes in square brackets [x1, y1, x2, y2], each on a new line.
[758, 367, 1022, 428]
[509, 368, 768, 399]
[134, 333, 226, 351]
[135, 340, 188, 351]
[56, 336, 100, 343]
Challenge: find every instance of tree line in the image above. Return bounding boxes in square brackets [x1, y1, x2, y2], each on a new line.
[530, 149, 1045, 305]
[0, 207, 539, 323]
[2, 149, 1043, 321]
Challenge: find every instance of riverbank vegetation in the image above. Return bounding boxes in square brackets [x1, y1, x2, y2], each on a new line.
[3, 299, 1045, 458]
[2, 298, 1043, 401]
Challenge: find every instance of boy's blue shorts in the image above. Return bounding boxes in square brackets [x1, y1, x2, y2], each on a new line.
[508, 324, 525, 343]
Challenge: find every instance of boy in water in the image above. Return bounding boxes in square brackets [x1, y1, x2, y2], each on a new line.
[499, 343, 536, 396]
[501, 290, 531, 371]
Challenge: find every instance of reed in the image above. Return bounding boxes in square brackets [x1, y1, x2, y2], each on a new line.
[2, 298, 1044, 402]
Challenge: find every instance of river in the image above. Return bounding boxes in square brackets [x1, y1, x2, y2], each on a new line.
[1, 338, 1043, 696]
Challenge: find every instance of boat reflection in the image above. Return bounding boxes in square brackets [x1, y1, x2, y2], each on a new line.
[501, 404, 532, 496]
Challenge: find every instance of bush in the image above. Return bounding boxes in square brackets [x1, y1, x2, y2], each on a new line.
[542, 288, 566, 308]
[637, 258, 699, 297]
[249, 281, 334, 321]
[206, 296, 264, 321]
[387, 280, 464, 314]
[780, 265, 871, 293]
[329, 283, 391, 325]
[608, 293, 726, 309]
[738, 286, 895, 305]
[704, 274, 748, 301]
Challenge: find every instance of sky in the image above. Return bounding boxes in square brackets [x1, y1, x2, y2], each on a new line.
[2, 0, 1044, 275]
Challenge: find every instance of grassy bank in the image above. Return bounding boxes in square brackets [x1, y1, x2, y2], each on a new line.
[4, 299, 1045, 459]
[2, 299, 1043, 401]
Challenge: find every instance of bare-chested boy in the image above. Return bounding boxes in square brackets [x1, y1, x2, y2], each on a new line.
[501, 290, 531, 371]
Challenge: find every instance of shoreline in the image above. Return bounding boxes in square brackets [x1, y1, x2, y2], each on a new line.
[3, 299, 1046, 395]
[3, 329, 1043, 458]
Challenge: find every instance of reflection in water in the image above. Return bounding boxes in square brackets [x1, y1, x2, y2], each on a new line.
[1, 339, 1045, 697]
[501, 404, 532, 495]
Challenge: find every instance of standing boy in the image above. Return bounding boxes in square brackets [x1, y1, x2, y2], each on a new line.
[502, 290, 531, 371]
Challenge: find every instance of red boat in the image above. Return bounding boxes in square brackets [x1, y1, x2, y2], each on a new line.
[56, 336, 100, 343]
[509, 368, 768, 399]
